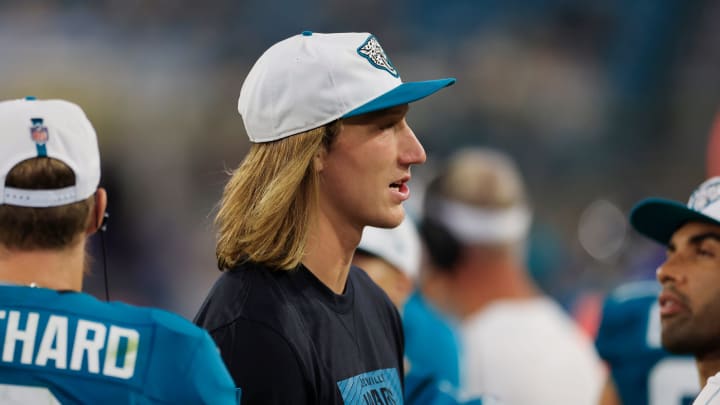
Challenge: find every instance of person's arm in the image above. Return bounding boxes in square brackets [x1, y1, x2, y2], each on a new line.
[210, 318, 310, 405]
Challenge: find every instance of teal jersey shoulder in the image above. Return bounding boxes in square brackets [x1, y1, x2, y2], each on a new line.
[596, 281, 698, 405]
[0, 285, 237, 404]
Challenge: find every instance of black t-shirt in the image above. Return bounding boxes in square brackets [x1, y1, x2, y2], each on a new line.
[194, 262, 405, 404]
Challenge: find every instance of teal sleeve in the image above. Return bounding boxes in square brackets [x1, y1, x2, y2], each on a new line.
[186, 332, 240, 404]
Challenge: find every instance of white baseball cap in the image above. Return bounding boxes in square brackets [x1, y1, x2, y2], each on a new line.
[0, 97, 100, 207]
[357, 217, 422, 280]
[238, 31, 456, 143]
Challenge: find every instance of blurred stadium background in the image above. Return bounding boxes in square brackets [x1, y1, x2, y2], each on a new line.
[2, 0, 720, 320]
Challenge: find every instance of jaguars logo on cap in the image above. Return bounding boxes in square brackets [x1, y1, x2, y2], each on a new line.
[688, 177, 720, 212]
[357, 35, 399, 78]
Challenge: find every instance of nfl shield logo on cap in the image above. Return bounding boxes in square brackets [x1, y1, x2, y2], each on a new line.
[30, 119, 49, 145]
[30, 118, 50, 157]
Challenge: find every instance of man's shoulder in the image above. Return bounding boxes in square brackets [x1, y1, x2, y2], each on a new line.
[604, 280, 660, 306]
[348, 265, 394, 304]
[194, 262, 302, 333]
[596, 280, 660, 351]
[692, 372, 720, 405]
[348, 266, 404, 344]
[2, 285, 207, 341]
[0, 285, 227, 403]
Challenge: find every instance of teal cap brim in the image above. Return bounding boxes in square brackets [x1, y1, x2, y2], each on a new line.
[629, 197, 720, 245]
[343, 78, 456, 118]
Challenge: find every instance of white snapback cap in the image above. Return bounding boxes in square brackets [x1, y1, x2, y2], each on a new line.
[238, 31, 456, 143]
[358, 217, 422, 280]
[0, 97, 100, 207]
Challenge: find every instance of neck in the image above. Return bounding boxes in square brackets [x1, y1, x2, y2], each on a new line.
[696, 352, 720, 387]
[302, 210, 361, 295]
[452, 256, 538, 320]
[0, 240, 86, 292]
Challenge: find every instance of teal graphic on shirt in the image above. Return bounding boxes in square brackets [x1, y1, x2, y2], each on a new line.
[337, 368, 402, 404]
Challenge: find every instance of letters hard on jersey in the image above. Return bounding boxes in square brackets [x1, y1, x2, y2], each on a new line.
[0, 285, 237, 404]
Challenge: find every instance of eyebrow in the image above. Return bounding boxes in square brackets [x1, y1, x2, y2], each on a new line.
[667, 231, 720, 251]
[688, 232, 720, 246]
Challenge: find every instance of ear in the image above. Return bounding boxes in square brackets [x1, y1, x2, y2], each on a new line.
[313, 145, 327, 173]
[87, 187, 108, 235]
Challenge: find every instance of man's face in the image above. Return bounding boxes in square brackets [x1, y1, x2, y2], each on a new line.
[657, 221, 720, 357]
[316, 104, 426, 231]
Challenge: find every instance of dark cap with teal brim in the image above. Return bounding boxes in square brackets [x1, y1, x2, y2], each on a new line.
[630, 177, 720, 245]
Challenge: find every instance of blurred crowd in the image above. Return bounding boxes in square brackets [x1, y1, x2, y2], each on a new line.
[1, 0, 720, 323]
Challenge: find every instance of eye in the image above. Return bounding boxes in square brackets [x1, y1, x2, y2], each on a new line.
[698, 249, 714, 259]
[378, 120, 397, 131]
[697, 242, 718, 258]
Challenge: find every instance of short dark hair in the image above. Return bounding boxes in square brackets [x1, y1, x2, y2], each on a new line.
[0, 157, 94, 250]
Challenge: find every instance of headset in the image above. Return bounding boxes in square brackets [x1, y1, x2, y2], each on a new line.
[98, 209, 111, 301]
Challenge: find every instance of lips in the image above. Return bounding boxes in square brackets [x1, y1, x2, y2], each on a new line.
[389, 174, 410, 189]
[658, 289, 690, 316]
[389, 175, 411, 201]
[397, 182, 409, 194]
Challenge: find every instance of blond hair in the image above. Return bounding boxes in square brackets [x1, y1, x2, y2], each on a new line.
[435, 148, 527, 210]
[0, 158, 94, 250]
[216, 122, 340, 271]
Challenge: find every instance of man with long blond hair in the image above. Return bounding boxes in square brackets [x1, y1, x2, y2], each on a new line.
[194, 31, 454, 404]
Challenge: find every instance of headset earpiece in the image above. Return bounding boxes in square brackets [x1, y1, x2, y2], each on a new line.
[100, 211, 109, 233]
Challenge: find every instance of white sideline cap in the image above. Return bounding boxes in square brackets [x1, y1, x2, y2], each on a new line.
[0, 97, 100, 207]
[238, 31, 455, 143]
[358, 217, 422, 280]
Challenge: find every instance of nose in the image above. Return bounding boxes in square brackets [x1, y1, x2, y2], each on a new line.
[656, 255, 687, 285]
[399, 122, 426, 166]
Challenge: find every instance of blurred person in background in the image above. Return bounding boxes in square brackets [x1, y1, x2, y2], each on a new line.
[357, 216, 463, 387]
[194, 31, 455, 404]
[354, 218, 496, 404]
[705, 111, 720, 179]
[629, 176, 720, 405]
[419, 147, 605, 405]
[354, 217, 421, 310]
[0, 98, 237, 404]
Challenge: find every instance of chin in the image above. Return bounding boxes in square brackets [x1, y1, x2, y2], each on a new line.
[661, 332, 699, 355]
[369, 209, 405, 229]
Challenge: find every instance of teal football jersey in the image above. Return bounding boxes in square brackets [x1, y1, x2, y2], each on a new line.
[0, 285, 238, 404]
[596, 281, 698, 405]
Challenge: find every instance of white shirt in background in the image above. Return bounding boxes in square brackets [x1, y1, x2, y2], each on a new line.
[461, 297, 605, 405]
